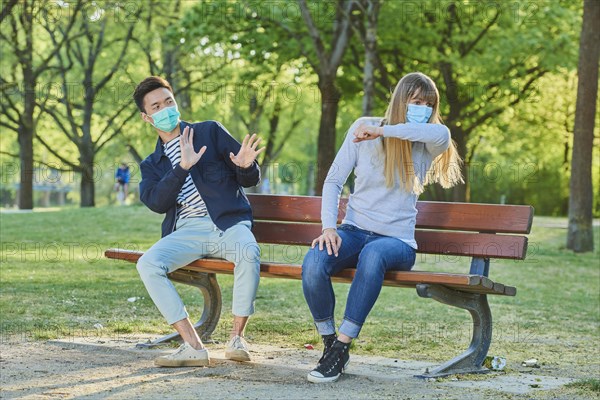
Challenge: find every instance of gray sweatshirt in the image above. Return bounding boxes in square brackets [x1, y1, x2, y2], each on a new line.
[321, 117, 451, 249]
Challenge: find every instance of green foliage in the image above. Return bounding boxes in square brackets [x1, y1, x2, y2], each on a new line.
[0, 0, 592, 214]
[467, 70, 600, 215]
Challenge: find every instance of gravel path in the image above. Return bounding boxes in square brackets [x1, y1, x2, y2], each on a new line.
[0, 336, 583, 399]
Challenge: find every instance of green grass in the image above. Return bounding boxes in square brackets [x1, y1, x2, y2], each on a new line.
[565, 378, 600, 392]
[1, 207, 599, 380]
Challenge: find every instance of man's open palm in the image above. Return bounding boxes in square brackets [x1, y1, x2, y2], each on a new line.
[179, 126, 207, 170]
[230, 134, 265, 168]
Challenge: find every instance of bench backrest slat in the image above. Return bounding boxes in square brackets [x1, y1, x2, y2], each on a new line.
[248, 194, 533, 234]
[252, 221, 528, 260]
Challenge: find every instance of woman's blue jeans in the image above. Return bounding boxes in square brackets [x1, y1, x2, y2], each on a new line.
[302, 224, 416, 339]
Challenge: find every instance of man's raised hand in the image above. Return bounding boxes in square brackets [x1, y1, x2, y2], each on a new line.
[230, 134, 266, 168]
[179, 126, 207, 170]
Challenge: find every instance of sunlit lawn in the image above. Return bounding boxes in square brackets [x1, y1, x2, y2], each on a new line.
[1, 206, 598, 387]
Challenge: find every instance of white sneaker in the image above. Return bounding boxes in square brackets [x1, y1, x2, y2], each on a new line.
[154, 342, 210, 367]
[225, 335, 251, 362]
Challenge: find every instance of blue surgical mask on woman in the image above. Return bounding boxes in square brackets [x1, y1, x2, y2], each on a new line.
[149, 105, 180, 132]
[406, 104, 432, 124]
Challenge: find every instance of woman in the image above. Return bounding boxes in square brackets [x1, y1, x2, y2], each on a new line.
[302, 72, 463, 383]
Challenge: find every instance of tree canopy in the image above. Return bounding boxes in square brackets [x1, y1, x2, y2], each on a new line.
[0, 0, 596, 219]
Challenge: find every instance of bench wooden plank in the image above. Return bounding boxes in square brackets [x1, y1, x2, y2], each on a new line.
[251, 221, 528, 260]
[415, 202, 533, 234]
[503, 286, 517, 296]
[104, 249, 516, 296]
[248, 194, 534, 234]
[414, 231, 528, 260]
[248, 195, 328, 223]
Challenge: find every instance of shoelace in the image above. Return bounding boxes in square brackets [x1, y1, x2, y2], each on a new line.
[170, 344, 188, 356]
[318, 339, 336, 364]
[231, 336, 247, 350]
[321, 346, 344, 374]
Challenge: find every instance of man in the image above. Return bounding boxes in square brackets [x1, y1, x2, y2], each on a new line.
[133, 76, 264, 367]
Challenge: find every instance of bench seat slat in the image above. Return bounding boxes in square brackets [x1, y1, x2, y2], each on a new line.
[251, 222, 528, 260]
[248, 194, 533, 234]
[503, 286, 517, 296]
[105, 249, 516, 296]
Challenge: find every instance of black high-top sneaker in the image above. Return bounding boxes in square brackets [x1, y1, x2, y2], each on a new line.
[307, 339, 350, 383]
[318, 334, 337, 364]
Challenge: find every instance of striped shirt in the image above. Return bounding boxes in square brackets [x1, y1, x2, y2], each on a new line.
[163, 137, 208, 219]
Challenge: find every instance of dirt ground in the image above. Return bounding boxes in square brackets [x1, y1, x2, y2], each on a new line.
[0, 335, 589, 400]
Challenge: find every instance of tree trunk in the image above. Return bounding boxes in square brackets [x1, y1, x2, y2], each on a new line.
[315, 77, 341, 196]
[164, 47, 192, 114]
[260, 121, 277, 192]
[16, 6, 35, 210]
[80, 107, 95, 208]
[439, 61, 468, 202]
[80, 158, 95, 207]
[449, 124, 468, 202]
[567, 0, 599, 252]
[18, 66, 36, 209]
[362, 50, 376, 116]
[361, 0, 380, 117]
[296, 0, 355, 195]
[127, 144, 143, 165]
[17, 124, 34, 209]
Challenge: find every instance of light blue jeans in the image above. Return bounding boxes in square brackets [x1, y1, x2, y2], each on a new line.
[136, 216, 260, 325]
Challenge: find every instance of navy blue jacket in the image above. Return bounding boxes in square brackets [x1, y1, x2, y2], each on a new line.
[139, 120, 260, 237]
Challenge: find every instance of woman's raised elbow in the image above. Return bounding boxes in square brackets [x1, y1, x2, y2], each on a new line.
[437, 125, 451, 147]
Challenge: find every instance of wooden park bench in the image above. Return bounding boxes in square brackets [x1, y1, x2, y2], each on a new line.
[105, 194, 533, 378]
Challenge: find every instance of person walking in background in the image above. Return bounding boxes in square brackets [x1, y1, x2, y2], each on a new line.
[302, 72, 464, 383]
[114, 162, 130, 205]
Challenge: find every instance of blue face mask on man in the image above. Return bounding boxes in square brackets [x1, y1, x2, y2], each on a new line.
[149, 105, 180, 132]
[406, 104, 433, 124]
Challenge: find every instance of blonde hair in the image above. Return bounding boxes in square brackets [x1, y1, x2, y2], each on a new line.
[382, 72, 463, 193]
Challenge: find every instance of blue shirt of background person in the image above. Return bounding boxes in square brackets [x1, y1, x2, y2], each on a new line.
[115, 163, 130, 184]
[114, 163, 130, 205]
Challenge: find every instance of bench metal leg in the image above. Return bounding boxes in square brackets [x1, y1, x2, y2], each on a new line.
[136, 270, 222, 348]
[414, 284, 491, 378]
